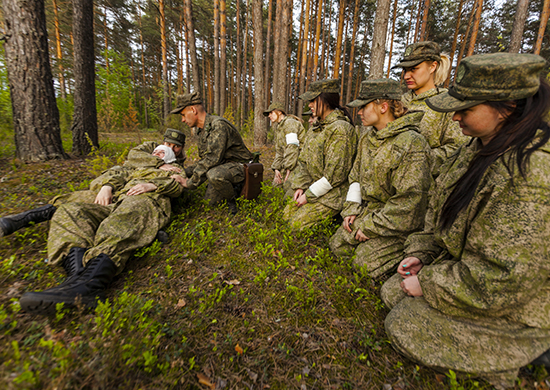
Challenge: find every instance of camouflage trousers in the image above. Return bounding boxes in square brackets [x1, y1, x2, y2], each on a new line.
[283, 201, 339, 231]
[205, 162, 245, 205]
[48, 193, 171, 273]
[381, 274, 550, 389]
[329, 225, 404, 278]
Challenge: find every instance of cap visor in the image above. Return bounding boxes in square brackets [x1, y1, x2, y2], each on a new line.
[347, 98, 374, 108]
[298, 91, 321, 101]
[426, 93, 484, 113]
[392, 59, 424, 69]
[263, 110, 271, 117]
[170, 107, 184, 114]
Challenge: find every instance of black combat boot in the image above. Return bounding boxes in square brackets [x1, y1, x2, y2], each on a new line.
[0, 204, 56, 237]
[60, 247, 86, 278]
[20, 254, 117, 315]
[531, 348, 550, 369]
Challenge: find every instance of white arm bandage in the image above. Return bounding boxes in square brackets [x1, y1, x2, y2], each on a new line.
[346, 182, 362, 203]
[309, 176, 333, 197]
[285, 133, 299, 146]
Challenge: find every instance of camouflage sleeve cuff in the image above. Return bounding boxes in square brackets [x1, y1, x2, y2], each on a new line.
[341, 201, 361, 217]
[305, 189, 318, 203]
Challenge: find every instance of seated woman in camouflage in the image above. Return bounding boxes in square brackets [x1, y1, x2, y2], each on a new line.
[15, 145, 185, 315]
[329, 79, 432, 278]
[263, 102, 306, 197]
[381, 53, 550, 389]
[284, 79, 357, 230]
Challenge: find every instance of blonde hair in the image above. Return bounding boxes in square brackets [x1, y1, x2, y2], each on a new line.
[433, 53, 451, 86]
[375, 99, 408, 119]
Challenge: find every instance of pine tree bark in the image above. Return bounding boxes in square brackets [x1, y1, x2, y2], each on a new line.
[241, 0, 250, 127]
[347, 0, 360, 101]
[419, 0, 430, 41]
[298, 0, 312, 116]
[386, 0, 398, 77]
[273, 0, 292, 110]
[52, 0, 66, 100]
[71, 0, 98, 155]
[185, 0, 201, 93]
[455, 0, 475, 80]
[3, 0, 66, 161]
[264, 0, 273, 107]
[214, 0, 220, 114]
[236, 0, 242, 127]
[333, 0, 346, 78]
[220, 0, 227, 115]
[160, 0, 170, 122]
[467, 0, 483, 56]
[370, 0, 391, 78]
[312, 0, 324, 82]
[446, 0, 464, 87]
[509, 0, 530, 53]
[534, 0, 550, 54]
[252, 0, 266, 146]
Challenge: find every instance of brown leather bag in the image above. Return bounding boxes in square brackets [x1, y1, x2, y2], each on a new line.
[240, 163, 263, 200]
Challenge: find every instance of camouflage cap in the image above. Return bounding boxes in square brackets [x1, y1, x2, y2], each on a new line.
[394, 41, 441, 69]
[347, 79, 402, 108]
[263, 102, 286, 117]
[170, 92, 202, 114]
[302, 109, 313, 116]
[427, 53, 547, 113]
[163, 128, 186, 146]
[298, 79, 340, 101]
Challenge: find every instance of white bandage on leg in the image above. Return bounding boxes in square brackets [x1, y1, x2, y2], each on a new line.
[309, 176, 333, 197]
[346, 182, 362, 203]
[285, 133, 299, 146]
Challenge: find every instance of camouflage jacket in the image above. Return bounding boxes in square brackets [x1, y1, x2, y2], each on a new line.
[271, 116, 306, 172]
[124, 141, 186, 170]
[90, 166, 183, 202]
[187, 114, 253, 190]
[405, 133, 550, 328]
[292, 109, 357, 210]
[402, 88, 468, 176]
[342, 112, 432, 239]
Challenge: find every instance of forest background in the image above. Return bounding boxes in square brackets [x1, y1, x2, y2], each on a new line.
[0, 0, 550, 389]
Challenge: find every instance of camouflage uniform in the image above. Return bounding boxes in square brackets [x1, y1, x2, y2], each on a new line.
[395, 41, 468, 176]
[382, 53, 550, 388]
[402, 89, 467, 175]
[284, 108, 357, 230]
[48, 166, 182, 273]
[270, 115, 306, 195]
[185, 114, 253, 204]
[329, 112, 432, 278]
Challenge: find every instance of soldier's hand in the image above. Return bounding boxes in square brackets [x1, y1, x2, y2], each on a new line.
[398, 257, 423, 278]
[94, 185, 113, 205]
[400, 276, 423, 297]
[296, 193, 308, 207]
[127, 183, 157, 196]
[355, 229, 368, 242]
[293, 189, 304, 202]
[159, 164, 182, 173]
[343, 215, 356, 233]
[273, 170, 283, 185]
[171, 174, 187, 187]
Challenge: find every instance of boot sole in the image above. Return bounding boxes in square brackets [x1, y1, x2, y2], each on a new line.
[20, 291, 104, 315]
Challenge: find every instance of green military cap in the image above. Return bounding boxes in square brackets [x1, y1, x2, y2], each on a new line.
[347, 79, 402, 108]
[427, 53, 546, 113]
[394, 41, 441, 68]
[298, 79, 340, 101]
[263, 102, 286, 117]
[163, 128, 186, 146]
[170, 92, 202, 114]
[302, 109, 313, 116]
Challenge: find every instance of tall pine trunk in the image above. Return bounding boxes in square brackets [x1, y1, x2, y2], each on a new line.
[534, 0, 550, 54]
[446, 0, 465, 87]
[467, 0, 483, 56]
[220, 0, 227, 115]
[71, 0, 98, 155]
[332, 0, 346, 78]
[347, 0, 360, 101]
[370, 0, 391, 78]
[160, 0, 170, 122]
[509, 0, 530, 53]
[3, 0, 66, 161]
[185, 0, 201, 93]
[252, 0, 266, 146]
[214, 0, 220, 114]
[298, 0, 311, 116]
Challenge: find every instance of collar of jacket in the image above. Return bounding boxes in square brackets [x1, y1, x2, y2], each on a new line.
[404, 87, 448, 104]
[373, 111, 424, 140]
[316, 109, 349, 130]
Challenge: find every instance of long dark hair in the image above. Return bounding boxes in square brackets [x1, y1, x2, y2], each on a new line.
[317, 92, 353, 122]
[439, 78, 550, 231]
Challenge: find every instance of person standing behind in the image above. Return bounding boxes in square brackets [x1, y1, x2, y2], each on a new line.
[171, 92, 253, 213]
[329, 79, 432, 278]
[284, 79, 357, 230]
[264, 102, 306, 197]
[395, 41, 468, 176]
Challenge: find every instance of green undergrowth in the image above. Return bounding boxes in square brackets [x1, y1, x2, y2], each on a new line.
[0, 137, 546, 389]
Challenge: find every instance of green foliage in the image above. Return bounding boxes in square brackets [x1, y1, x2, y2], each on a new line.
[241, 109, 255, 137]
[223, 103, 235, 125]
[0, 49, 14, 159]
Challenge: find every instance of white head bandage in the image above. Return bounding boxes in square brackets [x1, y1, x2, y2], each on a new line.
[346, 182, 362, 203]
[153, 145, 176, 164]
[285, 133, 299, 146]
[309, 176, 333, 197]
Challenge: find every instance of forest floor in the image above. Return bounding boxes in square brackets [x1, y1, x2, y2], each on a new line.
[0, 129, 549, 390]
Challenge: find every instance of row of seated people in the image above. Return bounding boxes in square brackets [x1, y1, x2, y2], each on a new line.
[1, 42, 549, 388]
